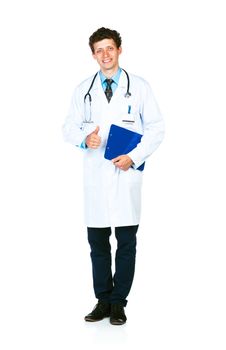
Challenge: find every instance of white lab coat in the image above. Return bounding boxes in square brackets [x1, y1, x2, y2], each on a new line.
[63, 70, 164, 227]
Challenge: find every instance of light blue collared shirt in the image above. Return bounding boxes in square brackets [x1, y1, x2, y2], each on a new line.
[99, 68, 122, 94]
[80, 68, 122, 149]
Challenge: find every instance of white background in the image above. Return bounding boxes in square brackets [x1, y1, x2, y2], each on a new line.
[0, 0, 226, 349]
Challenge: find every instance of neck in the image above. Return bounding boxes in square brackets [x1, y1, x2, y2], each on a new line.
[101, 66, 119, 78]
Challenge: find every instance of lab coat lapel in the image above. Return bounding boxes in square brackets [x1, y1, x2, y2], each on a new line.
[91, 69, 128, 106]
[111, 69, 127, 103]
[91, 72, 109, 105]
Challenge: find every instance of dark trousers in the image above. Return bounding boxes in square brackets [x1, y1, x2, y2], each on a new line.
[87, 225, 138, 307]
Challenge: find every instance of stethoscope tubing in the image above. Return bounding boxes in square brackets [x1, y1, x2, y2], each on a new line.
[84, 68, 131, 104]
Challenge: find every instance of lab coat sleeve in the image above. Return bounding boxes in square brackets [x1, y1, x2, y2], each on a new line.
[62, 88, 88, 147]
[127, 81, 165, 169]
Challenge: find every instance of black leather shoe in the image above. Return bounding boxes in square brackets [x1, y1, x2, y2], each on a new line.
[110, 304, 127, 325]
[84, 301, 110, 322]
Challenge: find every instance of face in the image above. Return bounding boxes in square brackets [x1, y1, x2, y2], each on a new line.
[92, 38, 122, 76]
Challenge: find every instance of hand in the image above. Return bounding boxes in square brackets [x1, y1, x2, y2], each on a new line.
[85, 126, 101, 149]
[112, 155, 134, 171]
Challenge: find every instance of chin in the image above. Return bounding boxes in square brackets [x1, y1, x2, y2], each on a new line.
[104, 64, 115, 70]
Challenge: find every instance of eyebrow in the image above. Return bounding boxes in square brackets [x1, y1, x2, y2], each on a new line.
[95, 45, 114, 51]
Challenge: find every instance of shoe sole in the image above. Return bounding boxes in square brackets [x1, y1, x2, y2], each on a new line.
[84, 314, 110, 322]
[110, 319, 126, 325]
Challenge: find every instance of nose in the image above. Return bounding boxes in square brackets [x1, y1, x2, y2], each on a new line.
[103, 49, 109, 57]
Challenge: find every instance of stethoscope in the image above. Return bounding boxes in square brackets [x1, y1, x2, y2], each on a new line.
[83, 68, 131, 124]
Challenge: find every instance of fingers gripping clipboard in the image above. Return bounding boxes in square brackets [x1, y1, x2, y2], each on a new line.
[104, 124, 145, 171]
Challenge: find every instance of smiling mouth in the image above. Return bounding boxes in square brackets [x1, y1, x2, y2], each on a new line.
[103, 59, 111, 63]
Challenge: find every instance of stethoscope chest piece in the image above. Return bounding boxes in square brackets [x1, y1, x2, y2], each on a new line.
[124, 92, 131, 98]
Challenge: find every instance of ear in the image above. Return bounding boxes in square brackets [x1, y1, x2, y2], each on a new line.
[92, 53, 97, 60]
[118, 46, 122, 55]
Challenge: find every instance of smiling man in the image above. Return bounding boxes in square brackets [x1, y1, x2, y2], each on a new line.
[92, 38, 122, 76]
[62, 27, 164, 325]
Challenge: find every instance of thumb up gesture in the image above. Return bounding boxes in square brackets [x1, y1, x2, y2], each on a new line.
[85, 126, 101, 149]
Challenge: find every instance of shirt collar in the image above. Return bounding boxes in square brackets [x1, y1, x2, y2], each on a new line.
[99, 68, 122, 86]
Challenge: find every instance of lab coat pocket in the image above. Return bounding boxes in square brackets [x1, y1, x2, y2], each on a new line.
[122, 167, 143, 184]
[122, 113, 135, 123]
[121, 113, 137, 131]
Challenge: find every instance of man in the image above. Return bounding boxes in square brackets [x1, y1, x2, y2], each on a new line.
[62, 27, 164, 325]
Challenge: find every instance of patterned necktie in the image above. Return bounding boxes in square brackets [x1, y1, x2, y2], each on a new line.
[105, 79, 113, 103]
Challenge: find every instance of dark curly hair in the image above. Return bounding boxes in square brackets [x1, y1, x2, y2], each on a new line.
[89, 27, 122, 53]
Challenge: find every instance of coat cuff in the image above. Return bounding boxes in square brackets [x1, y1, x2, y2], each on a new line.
[127, 150, 144, 169]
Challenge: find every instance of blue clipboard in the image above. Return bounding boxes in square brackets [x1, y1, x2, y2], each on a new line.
[104, 124, 145, 171]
